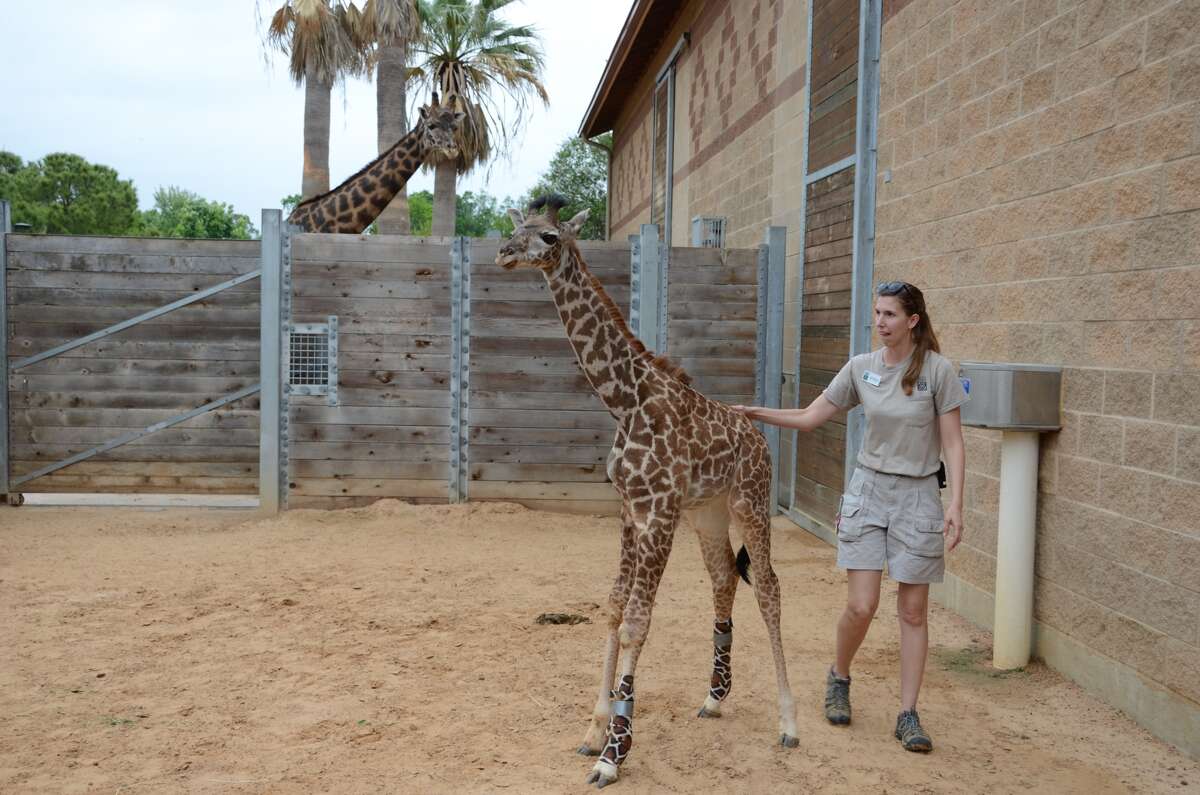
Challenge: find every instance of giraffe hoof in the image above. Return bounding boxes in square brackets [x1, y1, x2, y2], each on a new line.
[780, 733, 800, 748]
[577, 744, 601, 756]
[697, 706, 722, 718]
[587, 760, 619, 788]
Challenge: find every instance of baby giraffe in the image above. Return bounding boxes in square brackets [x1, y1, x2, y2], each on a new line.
[496, 196, 799, 788]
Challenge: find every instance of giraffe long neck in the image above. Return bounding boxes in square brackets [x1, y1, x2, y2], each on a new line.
[291, 126, 427, 233]
[545, 245, 645, 420]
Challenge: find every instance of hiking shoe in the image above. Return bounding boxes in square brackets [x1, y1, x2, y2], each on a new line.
[895, 709, 933, 752]
[824, 668, 851, 725]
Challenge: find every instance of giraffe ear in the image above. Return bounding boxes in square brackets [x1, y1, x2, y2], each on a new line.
[506, 208, 525, 227]
[565, 209, 590, 235]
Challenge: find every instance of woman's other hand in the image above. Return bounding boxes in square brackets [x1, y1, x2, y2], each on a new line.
[943, 503, 964, 552]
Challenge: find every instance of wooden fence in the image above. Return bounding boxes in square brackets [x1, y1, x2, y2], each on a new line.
[2, 214, 786, 514]
[3, 234, 261, 495]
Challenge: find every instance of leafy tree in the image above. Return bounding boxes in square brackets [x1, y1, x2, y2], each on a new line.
[281, 193, 303, 215]
[263, 0, 362, 200]
[0, 151, 45, 231]
[454, 190, 513, 237]
[1, 152, 139, 235]
[409, 0, 548, 235]
[409, 189, 433, 235]
[141, 187, 258, 240]
[527, 133, 610, 240]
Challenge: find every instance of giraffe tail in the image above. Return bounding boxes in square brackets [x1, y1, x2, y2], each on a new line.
[735, 545, 752, 585]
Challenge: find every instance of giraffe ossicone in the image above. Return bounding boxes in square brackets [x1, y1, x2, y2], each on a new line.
[497, 196, 800, 788]
[287, 93, 465, 233]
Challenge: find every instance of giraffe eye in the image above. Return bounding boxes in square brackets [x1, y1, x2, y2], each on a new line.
[540, 231, 558, 244]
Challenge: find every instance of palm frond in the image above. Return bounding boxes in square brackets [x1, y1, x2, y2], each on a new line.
[407, 0, 548, 174]
[263, 0, 360, 85]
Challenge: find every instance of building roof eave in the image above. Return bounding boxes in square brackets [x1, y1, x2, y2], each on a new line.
[579, 0, 684, 139]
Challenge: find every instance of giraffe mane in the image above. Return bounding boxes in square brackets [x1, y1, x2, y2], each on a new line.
[569, 241, 692, 386]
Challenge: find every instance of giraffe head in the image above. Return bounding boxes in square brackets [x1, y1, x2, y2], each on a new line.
[417, 92, 465, 159]
[496, 194, 589, 272]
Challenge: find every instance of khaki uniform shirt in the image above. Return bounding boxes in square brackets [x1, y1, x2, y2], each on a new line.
[823, 348, 968, 477]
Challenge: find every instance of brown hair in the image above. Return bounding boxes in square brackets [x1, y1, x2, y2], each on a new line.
[877, 281, 939, 396]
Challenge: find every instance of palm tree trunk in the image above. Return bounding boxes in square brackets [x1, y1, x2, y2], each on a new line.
[432, 159, 457, 236]
[301, 61, 331, 201]
[375, 38, 410, 234]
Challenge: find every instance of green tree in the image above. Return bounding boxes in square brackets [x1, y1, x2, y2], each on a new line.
[527, 133, 610, 240]
[281, 193, 303, 215]
[0, 151, 44, 231]
[141, 187, 259, 239]
[3, 152, 140, 235]
[263, 0, 361, 200]
[408, 189, 433, 235]
[454, 190, 513, 237]
[409, 0, 549, 235]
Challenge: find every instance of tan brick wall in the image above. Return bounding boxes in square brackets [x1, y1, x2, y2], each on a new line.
[876, 0, 1200, 711]
[608, 0, 807, 252]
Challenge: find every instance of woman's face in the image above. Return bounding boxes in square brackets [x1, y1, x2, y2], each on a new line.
[874, 295, 919, 345]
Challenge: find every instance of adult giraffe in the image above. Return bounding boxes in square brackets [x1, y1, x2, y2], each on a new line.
[287, 94, 463, 233]
[496, 196, 799, 788]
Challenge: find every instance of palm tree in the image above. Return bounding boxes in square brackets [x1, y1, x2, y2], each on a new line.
[409, 0, 548, 235]
[263, 0, 360, 200]
[354, 0, 421, 234]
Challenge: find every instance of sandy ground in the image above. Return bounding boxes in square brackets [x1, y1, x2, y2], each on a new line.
[1, 501, 1196, 794]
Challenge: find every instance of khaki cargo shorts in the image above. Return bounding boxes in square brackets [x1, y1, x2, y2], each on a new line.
[836, 466, 946, 584]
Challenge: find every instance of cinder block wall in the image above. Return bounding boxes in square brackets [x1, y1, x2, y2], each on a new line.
[874, 0, 1199, 756]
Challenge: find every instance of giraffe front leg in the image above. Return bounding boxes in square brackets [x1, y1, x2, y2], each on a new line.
[579, 511, 636, 755]
[586, 675, 634, 788]
[698, 618, 733, 717]
[585, 503, 677, 787]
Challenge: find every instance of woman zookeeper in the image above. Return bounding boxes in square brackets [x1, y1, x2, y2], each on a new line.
[734, 280, 968, 752]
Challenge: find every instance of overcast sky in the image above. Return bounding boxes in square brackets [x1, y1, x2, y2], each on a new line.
[0, 0, 630, 223]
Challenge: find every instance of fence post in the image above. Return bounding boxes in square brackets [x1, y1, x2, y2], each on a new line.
[637, 224, 661, 352]
[845, 0, 883, 490]
[764, 226, 787, 514]
[628, 234, 641, 333]
[0, 201, 10, 499]
[449, 236, 471, 503]
[259, 210, 284, 514]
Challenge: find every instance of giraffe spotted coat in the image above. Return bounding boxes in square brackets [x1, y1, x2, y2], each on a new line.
[497, 197, 799, 789]
[287, 96, 463, 233]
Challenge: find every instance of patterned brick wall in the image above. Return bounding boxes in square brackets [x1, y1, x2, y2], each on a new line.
[875, 0, 1200, 717]
[608, 0, 803, 250]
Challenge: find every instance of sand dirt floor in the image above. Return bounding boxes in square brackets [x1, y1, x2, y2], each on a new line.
[1, 500, 1196, 793]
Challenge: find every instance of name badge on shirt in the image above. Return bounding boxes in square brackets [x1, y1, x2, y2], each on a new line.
[862, 370, 882, 387]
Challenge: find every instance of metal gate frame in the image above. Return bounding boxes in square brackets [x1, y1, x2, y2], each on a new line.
[0, 204, 287, 512]
[779, 0, 882, 537]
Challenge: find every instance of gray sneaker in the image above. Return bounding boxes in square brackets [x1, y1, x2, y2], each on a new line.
[824, 668, 851, 725]
[895, 709, 933, 752]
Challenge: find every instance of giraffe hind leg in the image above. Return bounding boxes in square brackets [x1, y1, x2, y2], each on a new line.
[685, 497, 738, 718]
[730, 446, 800, 747]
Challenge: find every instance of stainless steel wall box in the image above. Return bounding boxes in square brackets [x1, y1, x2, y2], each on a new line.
[957, 362, 1062, 431]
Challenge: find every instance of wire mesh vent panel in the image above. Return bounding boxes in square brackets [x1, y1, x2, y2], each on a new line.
[289, 332, 328, 386]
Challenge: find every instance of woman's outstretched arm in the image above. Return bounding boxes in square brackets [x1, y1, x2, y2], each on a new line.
[730, 394, 842, 432]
